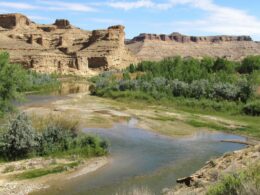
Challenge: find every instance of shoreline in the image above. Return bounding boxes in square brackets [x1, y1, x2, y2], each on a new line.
[164, 144, 260, 195]
[0, 157, 108, 195]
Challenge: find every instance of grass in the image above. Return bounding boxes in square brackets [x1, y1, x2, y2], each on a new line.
[206, 162, 260, 195]
[147, 115, 176, 122]
[186, 119, 230, 131]
[102, 95, 260, 139]
[14, 162, 80, 179]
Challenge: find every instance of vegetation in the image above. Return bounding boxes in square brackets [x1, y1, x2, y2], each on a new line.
[207, 163, 260, 195]
[0, 113, 108, 161]
[243, 100, 260, 116]
[0, 52, 60, 117]
[14, 162, 80, 179]
[90, 56, 260, 116]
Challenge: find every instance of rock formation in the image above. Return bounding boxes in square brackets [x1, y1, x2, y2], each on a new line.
[0, 13, 136, 75]
[126, 33, 260, 61]
[1, 13, 260, 74]
[129, 33, 252, 43]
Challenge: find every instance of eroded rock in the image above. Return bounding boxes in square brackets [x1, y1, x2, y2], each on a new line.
[0, 13, 137, 75]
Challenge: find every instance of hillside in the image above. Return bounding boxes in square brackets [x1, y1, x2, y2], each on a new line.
[126, 33, 260, 61]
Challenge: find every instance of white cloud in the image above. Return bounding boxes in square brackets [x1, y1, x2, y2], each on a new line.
[107, 0, 171, 10]
[110, 0, 260, 37]
[0, 2, 38, 10]
[0, 1, 96, 12]
[170, 0, 260, 36]
[38, 0, 96, 12]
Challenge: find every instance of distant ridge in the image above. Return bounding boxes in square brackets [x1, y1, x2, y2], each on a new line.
[126, 32, 260, 61]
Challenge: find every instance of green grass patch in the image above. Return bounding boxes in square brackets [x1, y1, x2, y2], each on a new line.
[186, 119, 229, 131]
[147, 115, 176, 122]
[14, 162, 80, 180]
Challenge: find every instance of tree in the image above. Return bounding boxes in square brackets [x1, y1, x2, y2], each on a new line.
[0, 52, 27, 115]
[240, 55, 260, 74]
[213, 58, 235, 73]
[129, 64, 135, 73]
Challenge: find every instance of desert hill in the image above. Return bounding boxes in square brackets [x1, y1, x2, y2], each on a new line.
[126, 33, 260, 61]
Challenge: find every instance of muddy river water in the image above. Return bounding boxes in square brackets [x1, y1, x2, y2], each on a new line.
[26, 84, 246, 195]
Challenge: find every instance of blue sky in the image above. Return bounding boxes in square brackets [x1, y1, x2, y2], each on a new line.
[1, 0, 260, 40]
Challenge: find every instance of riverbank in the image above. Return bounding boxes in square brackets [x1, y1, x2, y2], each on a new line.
[164, 144, 260, 195]
[20, 89, 259, 140]
[0, 157, 108, 195]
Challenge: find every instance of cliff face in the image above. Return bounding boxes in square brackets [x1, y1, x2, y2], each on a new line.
[0, 13, 136, 75]
[126, 33, 260, 61]
[129, 33, 252, 43]
[1, 13, 260, 73]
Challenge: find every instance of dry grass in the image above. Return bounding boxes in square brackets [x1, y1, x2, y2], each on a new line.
[30, 113, 79, 134]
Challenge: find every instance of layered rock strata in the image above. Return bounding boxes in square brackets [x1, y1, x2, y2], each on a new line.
[0, 13, 136, 75]
[126, 33, 260, 61]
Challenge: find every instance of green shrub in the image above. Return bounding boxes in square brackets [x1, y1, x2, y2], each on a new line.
[239, 55, 260, 74]
[207, 174, 242, 195]
[243, 101, 260, 116]
[90, 56, 257, 114]
[0, 113, 37, 160]
[24, 71, 60, 92]
[207, 163, 260, 195]
[0, 113, 108, 161]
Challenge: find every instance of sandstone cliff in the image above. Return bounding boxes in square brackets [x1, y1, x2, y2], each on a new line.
[126, 33, 260, 61]
[0, 13, 136, 75]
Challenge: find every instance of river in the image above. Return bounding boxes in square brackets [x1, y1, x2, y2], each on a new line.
[25, 84, 246, 195]
[32, 120, 245, 195]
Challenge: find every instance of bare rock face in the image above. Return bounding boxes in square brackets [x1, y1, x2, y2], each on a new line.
[127, 32, 260, 61]
[129, 33, 252, 43]
[0, 13, 31, 29]
[0, 13, 136, 75]
[53, 19, 71, 29]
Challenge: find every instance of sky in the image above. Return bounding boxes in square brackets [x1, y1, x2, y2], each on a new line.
[0, 0, 260, 40]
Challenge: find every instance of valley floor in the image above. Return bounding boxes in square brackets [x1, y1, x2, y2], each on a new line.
[1, 88, 259, 195]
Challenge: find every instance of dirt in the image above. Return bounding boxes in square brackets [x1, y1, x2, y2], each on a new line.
[0, 157, 108, 195]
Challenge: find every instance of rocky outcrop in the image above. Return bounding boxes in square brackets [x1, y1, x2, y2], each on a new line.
[164, 144, 260, 195]
[0, 13, 31, 29]
[0, 13, 136, 75]
[129, 33, 252, 43]
[126, 32, 260, 61]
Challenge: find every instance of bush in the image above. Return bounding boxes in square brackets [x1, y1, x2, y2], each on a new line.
[0, 113, 37, 160]
[243, 101, 260, 116]
[0, 113, 108, 161]
[207, 163, 260, 195]
[24, 71, 60, 91]
[239, 55, 260, 74]
[90, 56, 256, 114]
